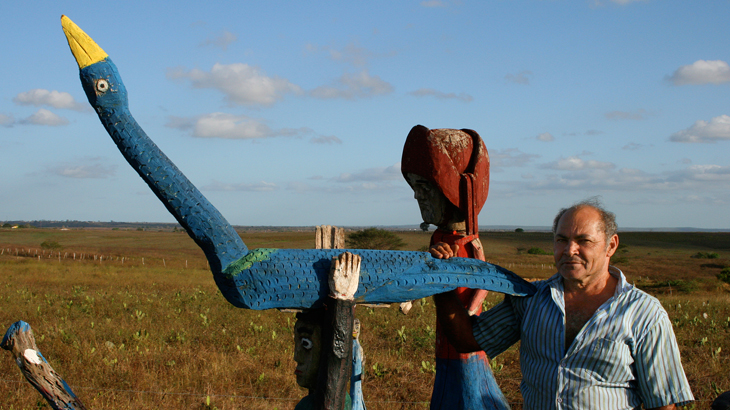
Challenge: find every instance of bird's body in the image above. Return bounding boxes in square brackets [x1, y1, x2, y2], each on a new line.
[61, 15, 535, 310]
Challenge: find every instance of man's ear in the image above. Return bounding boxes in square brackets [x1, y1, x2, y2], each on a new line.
[606, 234, 619, 257]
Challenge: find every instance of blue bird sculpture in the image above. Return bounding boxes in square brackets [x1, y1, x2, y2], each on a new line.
[60, 15, 535, 310]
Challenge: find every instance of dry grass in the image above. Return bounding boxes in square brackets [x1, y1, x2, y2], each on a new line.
[0, 228, 728, 409]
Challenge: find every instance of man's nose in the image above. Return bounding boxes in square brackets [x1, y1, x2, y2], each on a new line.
[566, 240, 580, 255]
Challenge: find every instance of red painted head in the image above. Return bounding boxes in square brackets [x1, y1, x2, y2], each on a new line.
[401, 125, 490, 235]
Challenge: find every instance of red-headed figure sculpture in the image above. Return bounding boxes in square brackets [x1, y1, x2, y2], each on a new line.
[402, 125, 509, 410]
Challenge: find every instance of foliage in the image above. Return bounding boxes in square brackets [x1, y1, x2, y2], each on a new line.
[527, 247, 551, 255]
[514, 228, 524, 233]
[692, 252, 720, 259]
[717, 268, 730, 285]
[40, 240, 62, 250]
[2, 228, 730, 407]
[346, 228, 406, 250]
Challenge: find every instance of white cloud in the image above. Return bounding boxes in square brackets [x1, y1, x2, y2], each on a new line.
[310, 70, 394, 100]
[497, 162, 730, 196]
[505, 71, 533, 85]
[48, 158, 116, 179]
[13, 89, 88, 111]
[167, 113, 311, 139]
[622, 142, 644, 151]
[202, 180, 278, 192]
[536, 132, 554, 142]
[408, 88, 473, 102]
[0, 113, 14, 127]
[334, 164, 401, 182]
[199, 31, 237, 50]
[310, 135, 342, 144]
[20, 109, 68, 126]
[605, 109, 651, 120]
[541, 156, 615, 171]
[167, 63, 302, 107]
[669, 115, 730, 143]
[667, 60, 730, 86]
[490, 148, 539, 168]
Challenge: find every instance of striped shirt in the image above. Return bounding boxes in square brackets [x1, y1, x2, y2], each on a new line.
[473, 267, 694, 409]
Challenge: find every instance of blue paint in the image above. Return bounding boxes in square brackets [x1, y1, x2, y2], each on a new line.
[431, 356, 510, 410]
[1, 321, 30, 349]
[71, 26, 536, 311]
[350, 339, 366, 410]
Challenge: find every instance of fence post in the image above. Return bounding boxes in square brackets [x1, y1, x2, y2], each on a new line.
[315, 225, 345, 250]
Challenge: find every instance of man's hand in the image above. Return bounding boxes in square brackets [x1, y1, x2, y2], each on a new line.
[429, 242, 459, 259]
[329, 251, 361, 300]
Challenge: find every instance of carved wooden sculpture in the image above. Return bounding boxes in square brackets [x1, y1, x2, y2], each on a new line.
[294, 252, 360, 410]
[1, 321, 86, 410]
[60, 15, 535, 311]
[402, 125, 510, 410]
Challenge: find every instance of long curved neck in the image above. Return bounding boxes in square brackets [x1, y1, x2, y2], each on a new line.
[98, 106, 247, 271]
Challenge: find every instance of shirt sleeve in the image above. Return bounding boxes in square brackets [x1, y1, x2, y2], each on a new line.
[633, 311, 694, 408]
[472, 295, 522, 359]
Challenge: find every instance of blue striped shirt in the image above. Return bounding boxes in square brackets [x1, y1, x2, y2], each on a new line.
[473, 267, 694, 409]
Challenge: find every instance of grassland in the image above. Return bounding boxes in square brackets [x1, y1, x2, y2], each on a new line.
[0, 227, 728, 409]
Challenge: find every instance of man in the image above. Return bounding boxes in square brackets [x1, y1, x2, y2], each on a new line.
[402, 125, 509, 410]
[431, 199, 694, 409]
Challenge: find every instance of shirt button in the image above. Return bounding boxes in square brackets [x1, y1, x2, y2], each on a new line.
[557, 398, 563, 403]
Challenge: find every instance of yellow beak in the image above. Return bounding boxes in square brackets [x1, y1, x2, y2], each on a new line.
[61, 15, 108, 69]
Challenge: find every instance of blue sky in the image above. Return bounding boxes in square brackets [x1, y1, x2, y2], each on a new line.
[2, 0, 729, 229]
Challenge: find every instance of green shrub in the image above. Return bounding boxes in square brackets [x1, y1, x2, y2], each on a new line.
[691, 252, 720, 259]
[346, 228, 406, 250]
[40, 240, 62, 250]
[717, 268, 730, 285]
[514, 228, 524, 233]
[527, 247, 551, 255]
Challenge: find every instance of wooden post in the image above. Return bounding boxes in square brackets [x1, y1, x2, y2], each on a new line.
[1, 321, 86, 410]
[315, 225, 345, 250]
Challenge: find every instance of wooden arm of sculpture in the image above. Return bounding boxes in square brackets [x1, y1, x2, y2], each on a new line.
[2, 321, 86, 410]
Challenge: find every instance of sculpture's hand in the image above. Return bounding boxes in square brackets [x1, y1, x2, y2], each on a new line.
[430, 242, 459, 259]
[329, 252, 361, 300]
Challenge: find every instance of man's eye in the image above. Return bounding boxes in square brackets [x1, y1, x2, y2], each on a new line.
[300, 337, 313, 350]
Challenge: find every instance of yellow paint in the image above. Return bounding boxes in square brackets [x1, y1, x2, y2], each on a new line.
[61, 15, 108, 69]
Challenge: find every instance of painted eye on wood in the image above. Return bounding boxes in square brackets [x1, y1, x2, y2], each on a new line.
[300, 337, 313, 350]
[95, 78, 109, 94]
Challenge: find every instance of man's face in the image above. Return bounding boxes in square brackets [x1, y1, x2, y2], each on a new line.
[553, 207, 618, 287]
[406, 173, 448, 226]
[293, 319, 322, 390]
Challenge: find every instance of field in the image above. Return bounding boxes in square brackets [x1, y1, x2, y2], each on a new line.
[1, 227, 729, 409]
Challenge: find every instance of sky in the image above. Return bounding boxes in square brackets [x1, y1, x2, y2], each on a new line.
[2, 0, 729, 230]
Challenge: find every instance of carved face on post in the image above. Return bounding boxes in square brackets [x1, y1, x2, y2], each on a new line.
[293, 315, 323, 390]
[406, 173, 449, 226]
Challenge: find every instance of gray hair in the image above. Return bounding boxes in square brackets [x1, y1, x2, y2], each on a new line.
[552, 197, 618, 241]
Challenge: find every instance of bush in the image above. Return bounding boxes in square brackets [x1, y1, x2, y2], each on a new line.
[527, 247, 551, 255]
[691, 252, 719, 259]
[346, 228, 406, 250]
[718, 268, 730, 285]
[40, 240, 62, 250]
[514, 228, 524, 233]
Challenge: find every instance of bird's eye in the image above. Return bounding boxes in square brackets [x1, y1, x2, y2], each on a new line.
[300, 337, 313, 350]
[95, 79, 109, 93]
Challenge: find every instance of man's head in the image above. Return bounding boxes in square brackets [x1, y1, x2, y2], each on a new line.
[552, 198, 617, 243]
[552, 199, 619, 287]
[293, 309, 324, 390]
